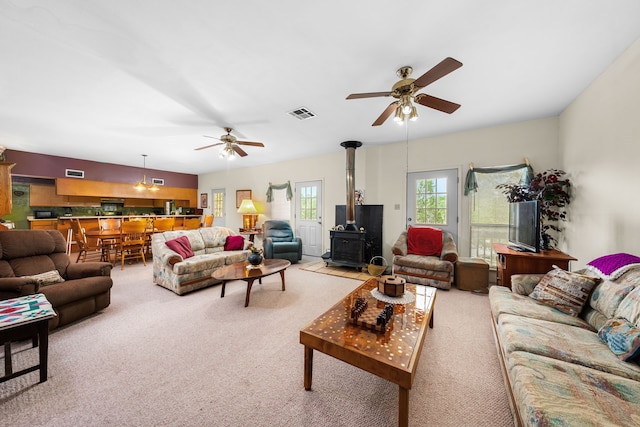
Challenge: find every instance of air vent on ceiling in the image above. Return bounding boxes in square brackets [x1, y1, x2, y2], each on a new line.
[65, 169, 84, 178]
[287, 107, 316, 120]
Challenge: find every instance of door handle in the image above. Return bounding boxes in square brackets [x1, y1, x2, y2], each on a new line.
[407, 217, 412, 222]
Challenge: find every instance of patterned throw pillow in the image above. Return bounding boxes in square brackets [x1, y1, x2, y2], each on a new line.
[25, 270, 65, 287]
[529, 266, 598, 317]
[598, 318, 640, 361]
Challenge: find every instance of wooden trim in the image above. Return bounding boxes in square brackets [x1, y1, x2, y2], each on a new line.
[490, 309, 523, 427]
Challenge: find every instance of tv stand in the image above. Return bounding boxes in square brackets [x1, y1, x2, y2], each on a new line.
[493, 243, 577, 288]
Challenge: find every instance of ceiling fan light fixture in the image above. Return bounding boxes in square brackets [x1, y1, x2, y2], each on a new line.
[409, 106, 419, 121]
[393, 105, 404, 124]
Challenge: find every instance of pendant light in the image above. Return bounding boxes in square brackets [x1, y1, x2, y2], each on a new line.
[134, 154, 159, 191]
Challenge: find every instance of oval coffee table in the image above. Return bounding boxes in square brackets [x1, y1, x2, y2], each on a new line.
[212, 258, 291, 307]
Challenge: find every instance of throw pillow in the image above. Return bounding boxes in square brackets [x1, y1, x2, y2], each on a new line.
[24, 270, 65, 287]
[407, 227, 443, 257]
[529, 266, 598, 317]
[165, 236, 194, 259]
[598, 318, 640, 361]
[586, 253, 640, 280]
[224, 235, 244, 251]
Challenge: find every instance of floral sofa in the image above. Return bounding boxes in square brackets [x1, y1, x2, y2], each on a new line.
[151, 227, 252, 295]
[489, 253, 640, 426]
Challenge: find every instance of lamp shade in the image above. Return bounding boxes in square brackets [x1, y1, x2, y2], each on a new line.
[237, 199, 258, 214]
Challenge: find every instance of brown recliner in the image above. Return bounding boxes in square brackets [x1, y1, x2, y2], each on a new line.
[0, 230, 113, 330]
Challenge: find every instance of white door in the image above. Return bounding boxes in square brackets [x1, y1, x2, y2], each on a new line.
[407, 169, 458, 243]
[211, 189, 226, 227]
[295, 180, 323, 256]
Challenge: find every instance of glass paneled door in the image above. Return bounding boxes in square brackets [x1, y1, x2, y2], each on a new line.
[295, 180, 323, 256]
[406, 169, 458, 243]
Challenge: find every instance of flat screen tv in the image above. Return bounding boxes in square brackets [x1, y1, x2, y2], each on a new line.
[508, 200, 540, 253]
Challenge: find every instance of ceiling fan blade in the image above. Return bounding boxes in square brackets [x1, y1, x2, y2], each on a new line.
[412, 57, 463, 89]
[195, 143, 224, 151]
[372, 102, 399, 126]
[236, 141, 265, 147]
[233, 145, 248, 157]
[346, 91, 393, 100]
[414, 94, 461, 114]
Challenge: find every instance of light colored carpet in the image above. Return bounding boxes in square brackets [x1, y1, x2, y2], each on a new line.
[0, 260, 514, 427]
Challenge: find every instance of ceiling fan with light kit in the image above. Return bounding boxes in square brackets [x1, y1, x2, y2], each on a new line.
[195, 127, 265, 160]
[346, 57, 463, 126]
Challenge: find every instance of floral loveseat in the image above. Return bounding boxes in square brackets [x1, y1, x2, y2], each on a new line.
[152, 227, 252, 295]
[490, 253, 640, 426]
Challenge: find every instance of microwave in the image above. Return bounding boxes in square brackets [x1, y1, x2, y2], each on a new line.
[34, 210, 56, 219]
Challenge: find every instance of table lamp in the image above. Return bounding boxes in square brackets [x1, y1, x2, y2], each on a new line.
[237, 199, 258, 230]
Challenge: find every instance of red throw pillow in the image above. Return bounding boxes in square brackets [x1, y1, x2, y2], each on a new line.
[165, 236, 194, 259]
[407, 227, 443, 256]
[224, 235, 244, 251]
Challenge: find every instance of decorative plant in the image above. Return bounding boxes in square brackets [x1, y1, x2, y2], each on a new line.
[497, 169, 571, 248]
[249, 246, 263, 254]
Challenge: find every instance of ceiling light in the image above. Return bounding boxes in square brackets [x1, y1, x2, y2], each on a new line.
[134, 154, 159, 192]
[219, 144, 236, 160]
[409, 105, 418, 121]
[393, 105, 404, 124]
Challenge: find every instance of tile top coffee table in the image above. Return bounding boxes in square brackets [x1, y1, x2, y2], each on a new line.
[213, 258, 291, 307]
[300, 278, 437, 427]
[0, 293, 56, 384]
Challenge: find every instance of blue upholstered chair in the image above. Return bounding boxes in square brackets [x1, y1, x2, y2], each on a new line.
[263, 220, 302, 264]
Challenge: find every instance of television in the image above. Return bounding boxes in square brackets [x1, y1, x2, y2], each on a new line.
[508, 200, 540, 253]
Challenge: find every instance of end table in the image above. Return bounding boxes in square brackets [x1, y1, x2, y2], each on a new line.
[0, 293, 56, 384]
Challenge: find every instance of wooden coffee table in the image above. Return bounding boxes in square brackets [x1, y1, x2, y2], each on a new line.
[213, 258, 291, 307]
[300, 278, 436, 427]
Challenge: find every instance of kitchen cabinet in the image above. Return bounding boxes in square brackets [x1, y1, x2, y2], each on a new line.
[1, 162, 16, 216]
[30, 184, 100, 207]
[29, 219, 58, 230]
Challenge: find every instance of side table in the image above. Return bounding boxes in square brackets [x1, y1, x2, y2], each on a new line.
[0, 293, 56, 384]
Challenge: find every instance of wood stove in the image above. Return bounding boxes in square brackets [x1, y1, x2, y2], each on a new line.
[327, 141, 383, 269]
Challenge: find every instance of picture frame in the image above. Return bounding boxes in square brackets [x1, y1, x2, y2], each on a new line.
[236, 189, 252, 208]
[200, 193, 208, 208]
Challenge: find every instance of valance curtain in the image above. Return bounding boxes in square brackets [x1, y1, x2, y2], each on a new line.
[464, 162, 533, 195]
[266, 181, 293, 202]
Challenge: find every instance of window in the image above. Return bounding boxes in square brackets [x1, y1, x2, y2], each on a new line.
[299, 185, 318, 221]
[213, 192, 224, 218]
[270, 188, 291, 220]
[470, 168, 529, 267]
[415, 177, 447, 225]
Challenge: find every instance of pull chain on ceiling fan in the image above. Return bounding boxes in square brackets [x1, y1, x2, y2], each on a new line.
[195, 127, 265, 160]
[346, 57, 463, 126]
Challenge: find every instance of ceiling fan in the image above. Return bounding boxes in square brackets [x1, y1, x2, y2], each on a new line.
[195, 127, 265, 158]
[346, 57, 463, 126]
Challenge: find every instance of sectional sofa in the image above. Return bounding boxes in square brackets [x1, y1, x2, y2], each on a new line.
[489, 258, 640, 426]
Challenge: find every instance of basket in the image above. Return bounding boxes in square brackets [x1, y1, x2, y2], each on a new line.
[367, 256, 388, 277]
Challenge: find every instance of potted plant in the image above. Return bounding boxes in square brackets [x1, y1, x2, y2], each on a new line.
[247, 246, 264, 266]
[497, 169, 571, 249]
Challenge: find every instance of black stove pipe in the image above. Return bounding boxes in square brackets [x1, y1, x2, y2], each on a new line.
[340, 140, 362, 231]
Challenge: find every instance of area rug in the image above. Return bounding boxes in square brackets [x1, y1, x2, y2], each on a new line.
[300, 261, 374, 281]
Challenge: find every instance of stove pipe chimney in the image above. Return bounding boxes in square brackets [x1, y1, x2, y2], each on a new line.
[340, 140, 362, 231]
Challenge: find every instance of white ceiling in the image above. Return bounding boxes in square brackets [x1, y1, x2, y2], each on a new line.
[1, 1, 639, 175]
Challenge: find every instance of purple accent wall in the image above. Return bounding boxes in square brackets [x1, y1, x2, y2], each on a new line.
[6, 149, 197, 188]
